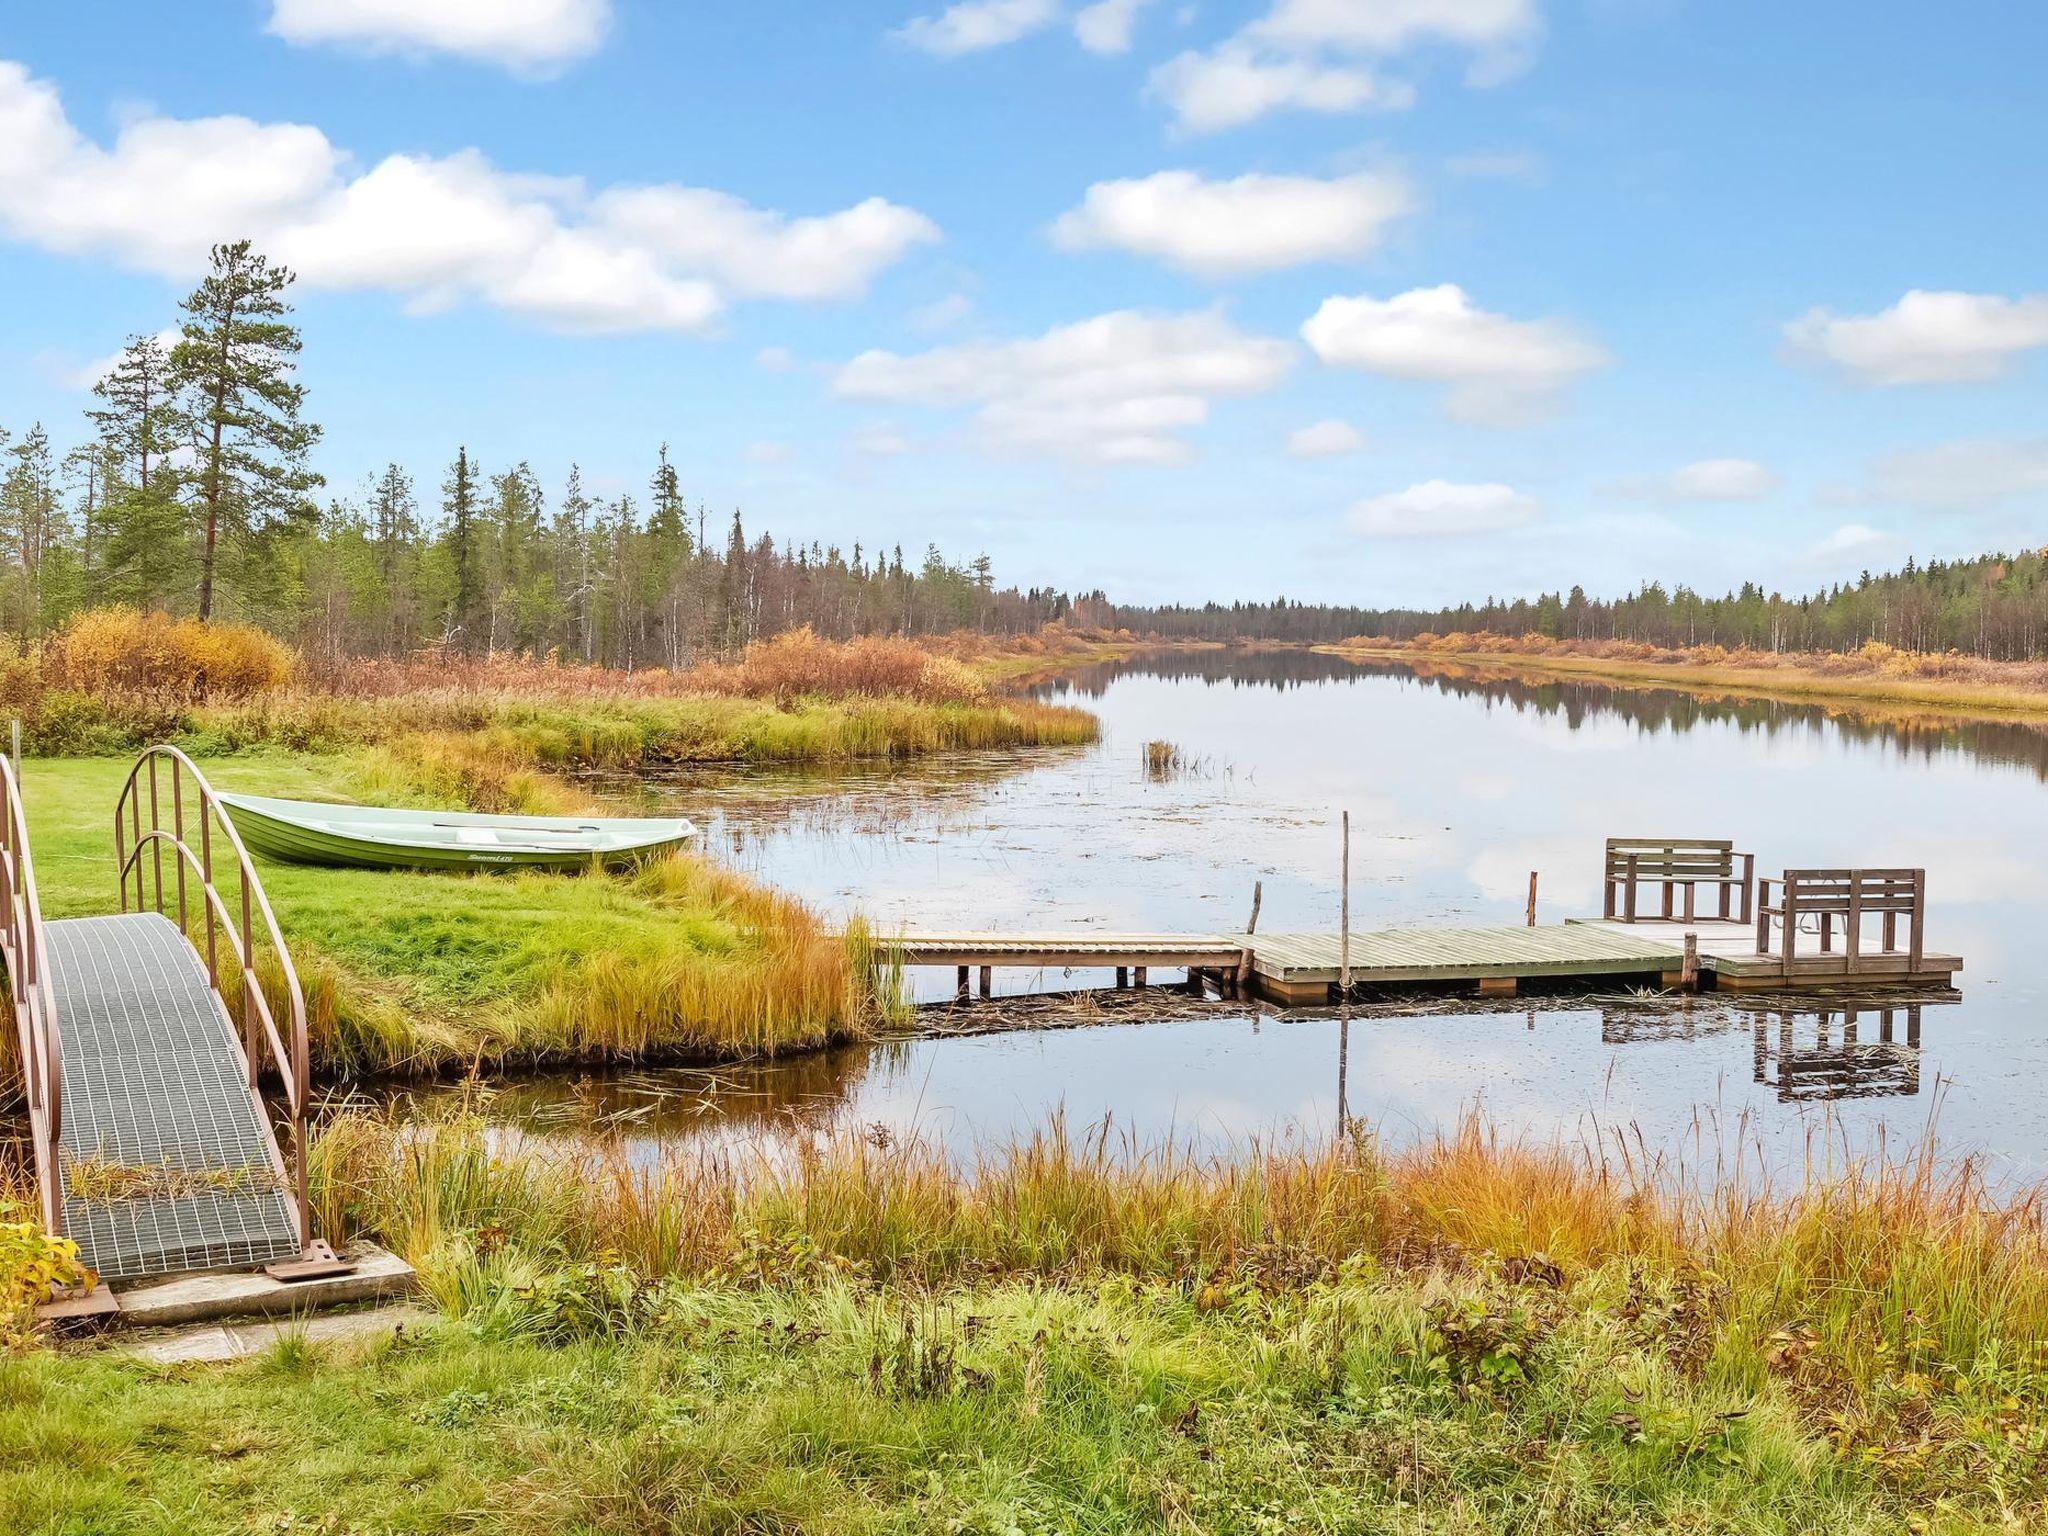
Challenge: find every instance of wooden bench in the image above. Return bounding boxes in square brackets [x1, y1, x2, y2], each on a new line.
[1603, 837, 1755, 923]
[1755, 868, 1924, 977]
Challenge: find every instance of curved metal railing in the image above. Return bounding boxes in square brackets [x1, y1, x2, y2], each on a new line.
[115, 746, 311, 1249]
[0, 749, 62, 1232]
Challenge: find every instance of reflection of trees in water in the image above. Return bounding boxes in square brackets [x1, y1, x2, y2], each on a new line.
[1348, 657, 2048, 781]
[1029, 648, 1374, 699]
[1597, 994, 1947, 1103]
[371, 1037, 910, 1142]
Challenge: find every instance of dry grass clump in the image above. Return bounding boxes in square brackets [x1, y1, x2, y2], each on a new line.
[46, 607, 295, 705]
[683, 627, 990, 706]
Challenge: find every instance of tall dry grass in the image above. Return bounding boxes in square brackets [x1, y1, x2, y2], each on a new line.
[310, 1108, 2048, 1395]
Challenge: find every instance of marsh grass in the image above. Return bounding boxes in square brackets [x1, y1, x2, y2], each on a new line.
[260, 1109, 2048, 1527]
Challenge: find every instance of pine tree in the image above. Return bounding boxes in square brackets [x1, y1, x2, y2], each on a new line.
[170, 241, 321, 619]
[442, 447, 480, 648]
[1, 424, 58, 645]
[370, 462, 419, 653]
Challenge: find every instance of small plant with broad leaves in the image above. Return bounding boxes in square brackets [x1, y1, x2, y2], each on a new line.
[2, 1198, 90, 1349]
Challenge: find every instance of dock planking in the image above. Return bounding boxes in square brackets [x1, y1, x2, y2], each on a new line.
[870, 914, 1961, 1005]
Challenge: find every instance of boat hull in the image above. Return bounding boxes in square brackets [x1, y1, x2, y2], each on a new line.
[218, 793, 697, 872]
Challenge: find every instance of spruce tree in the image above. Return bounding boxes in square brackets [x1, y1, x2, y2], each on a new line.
[442, 447, 480, 649]
[170, 241, 321, 619]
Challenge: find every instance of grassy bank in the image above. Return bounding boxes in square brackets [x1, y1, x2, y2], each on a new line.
[26, 754, 894, 1076]
[8, 1116, 2047, 1531]
[1328, 633, 2048, 721]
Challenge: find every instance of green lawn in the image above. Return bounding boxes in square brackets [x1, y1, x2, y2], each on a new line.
[23, 755, 880, 1075]
[2, 1270, 1984, 1536]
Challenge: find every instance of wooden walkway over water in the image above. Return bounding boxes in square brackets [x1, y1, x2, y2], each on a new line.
[874, 916, 1961, 1005]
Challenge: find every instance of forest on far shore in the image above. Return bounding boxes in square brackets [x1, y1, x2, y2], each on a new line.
[5, 239, 2042, 667]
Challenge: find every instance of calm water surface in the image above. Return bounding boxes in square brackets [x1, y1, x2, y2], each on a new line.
[437, 652, 2048, 1180]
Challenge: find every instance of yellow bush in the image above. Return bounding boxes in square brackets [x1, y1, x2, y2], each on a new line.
[47, 607, 296, 706]
[2, 1197, 89, 1349]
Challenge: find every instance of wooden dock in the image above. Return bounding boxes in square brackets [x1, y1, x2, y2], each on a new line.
[869, 919, 1960, 1004]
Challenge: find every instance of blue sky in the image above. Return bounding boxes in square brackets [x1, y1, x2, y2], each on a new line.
[1, 0, 2043, 607]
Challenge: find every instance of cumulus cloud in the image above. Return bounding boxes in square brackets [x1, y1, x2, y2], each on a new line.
[1051, 169, 1412, 277]
[833, 309, 1293, 464]
[1301, 283, 1605, 425]
[266, 0, 609, 73]
[1613, 457, 1778, 503]
[1811, 523, 1900, 563]
[1287, 419, 1365, 457]
[1148, 44, 1407, 134]
[894, 0, 1059, 54]
[1350, 480, 1538, 538]
[0, 60, 935, 335]
[1149, 0, 1537, 132]
[1869, 438, 2048, 512]
[1073, 0, 1154, 53]
[1784, 290, 2048, 386]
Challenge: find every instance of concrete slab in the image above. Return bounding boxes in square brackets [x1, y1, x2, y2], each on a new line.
[111, 1242, 417, 1328]
[125, 1302, 437, 1365]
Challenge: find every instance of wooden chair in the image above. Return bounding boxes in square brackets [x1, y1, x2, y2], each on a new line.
[1755, 868, 1924, 978]
[1603, 837, 1755, 923]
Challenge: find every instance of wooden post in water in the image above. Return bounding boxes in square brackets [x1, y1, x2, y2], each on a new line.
[955, 966, 969, 1003]
[978, 965, 992, 999]
[1526, 871, 1538, 927]
[1133, 966, 1147, 988]
[1115, 965, 1128, 989]
[1681, 931, 1699, 991]
[1247, 879, 1263, 936]
[1339, 811, 1351, 1000]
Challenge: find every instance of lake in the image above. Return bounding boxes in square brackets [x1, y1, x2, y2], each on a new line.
[416, 650, 2048, 1181]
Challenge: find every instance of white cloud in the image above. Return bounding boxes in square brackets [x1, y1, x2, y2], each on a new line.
[64, 325, 183, 390]
[1148, 45, 1407, 134]
[909, 292, 976, 332]
[1869, 438, 2048, 512]
[1613, 457, 1778, 503]
[834, 308, 1294, 464]
[894, 0, 1059, 55]
[1074, 0, 1154, 53]
[591, 188, 938, 301]
[1301, 283, 1606, 425]
[1784, 290, 2048, 386]
[1351, 480, 1538, 538]
[756, 346, 798, 372]
[1287, 419, 1365, 457]
[1810, 523, 1900, 564]
[1149, 0, 1536, 132]
[745, 440, 794, 464]
[1052, 169, 1412, 277]
[266, 0, 609, 74]
[0, 60, 935, 335]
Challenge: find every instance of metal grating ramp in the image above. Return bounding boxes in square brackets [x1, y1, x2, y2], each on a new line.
[47, 912, 300, 1281]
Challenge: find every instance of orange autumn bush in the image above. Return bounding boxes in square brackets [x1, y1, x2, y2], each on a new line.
[46, 607, 296, 707]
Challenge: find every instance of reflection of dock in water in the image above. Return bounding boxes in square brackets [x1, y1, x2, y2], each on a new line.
[1751, 1003, 1925, 1102]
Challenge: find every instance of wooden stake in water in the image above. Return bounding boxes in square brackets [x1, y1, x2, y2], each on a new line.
[1247, 878, 1263, 936]
[1526, 870, 1538, 927]
[1339, 811, 1351, 995]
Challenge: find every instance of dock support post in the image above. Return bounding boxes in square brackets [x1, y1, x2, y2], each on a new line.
[978, 965, 992, 998]
[1235, 945, 1252, 997]
[955, 966, 969, 1002]
[1115, 966, 1128, 989]
[1339, 811, 1352, 999]
[1477, 976, 1517, 998]
[1526, 870, 1538, 927]
[1681, 931, 1698, 991]
[1133, 966, 1147, 988]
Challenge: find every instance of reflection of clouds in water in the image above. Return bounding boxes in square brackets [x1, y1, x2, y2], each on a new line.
[582, 654, 2048, 1176]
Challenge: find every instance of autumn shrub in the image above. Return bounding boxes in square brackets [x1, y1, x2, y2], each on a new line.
[46, 607, 295, 708]
[2, 1196, 89, 1349]
[685, 627, 990, 706]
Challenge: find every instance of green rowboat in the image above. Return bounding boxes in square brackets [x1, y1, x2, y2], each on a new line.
[218, 792, 698, 872]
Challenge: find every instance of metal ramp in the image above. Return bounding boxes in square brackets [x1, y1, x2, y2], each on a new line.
[4, 746, 323, 1291]
[48, 913, 301, 1281]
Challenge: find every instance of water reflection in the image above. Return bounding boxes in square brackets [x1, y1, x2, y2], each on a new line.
[556, 649, 2046, 1176]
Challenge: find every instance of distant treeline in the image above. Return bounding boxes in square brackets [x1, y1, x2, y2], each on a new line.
[1107, 551, 2048, 662]
[0, 239, 1112, 668]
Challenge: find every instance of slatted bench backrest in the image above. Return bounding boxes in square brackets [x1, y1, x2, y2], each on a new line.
[1604, 838, 1735, 880]
[1777, 868, 1921, 912]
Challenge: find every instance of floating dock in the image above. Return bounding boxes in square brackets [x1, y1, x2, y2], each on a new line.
[872, 916, 1961, 1006]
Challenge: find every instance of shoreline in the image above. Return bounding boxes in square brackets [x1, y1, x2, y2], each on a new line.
[1321, 641, 2048, 725]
